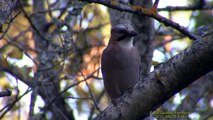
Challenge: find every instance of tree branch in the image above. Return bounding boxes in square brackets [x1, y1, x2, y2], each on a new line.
[158, 5, 213, 11]
[158, 0, 213, 11]
[80, 0, 198, 40]
[95, 34, 213, 119]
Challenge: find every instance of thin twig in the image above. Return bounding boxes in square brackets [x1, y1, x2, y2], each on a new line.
[0, 88, 31, 119]
[153, 0, 160, 8]
[158, 5, 213, 11]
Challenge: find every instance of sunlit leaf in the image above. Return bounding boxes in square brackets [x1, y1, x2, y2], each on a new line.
[6, 46, 23, 59]
[0, 55, 9, 67]
[0, 76, 11, 89]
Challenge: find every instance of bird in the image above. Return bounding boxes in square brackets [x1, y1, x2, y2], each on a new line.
[101, 24, 141, 100]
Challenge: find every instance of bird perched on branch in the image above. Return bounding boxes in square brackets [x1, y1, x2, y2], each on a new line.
[101, 24, 141, 100]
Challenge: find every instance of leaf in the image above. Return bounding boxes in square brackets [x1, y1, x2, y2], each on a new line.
[0, 55, 9, 67]
[5, 45, 23, 59]
[0, 76, 11, 89]
[20, 66, 32, 80]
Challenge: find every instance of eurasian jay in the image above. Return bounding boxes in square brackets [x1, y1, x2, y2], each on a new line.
[101, 24, 141, 99]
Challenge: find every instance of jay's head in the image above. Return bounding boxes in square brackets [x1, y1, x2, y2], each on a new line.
[109, 24, 137, 49]
[110, 24, 137, 42]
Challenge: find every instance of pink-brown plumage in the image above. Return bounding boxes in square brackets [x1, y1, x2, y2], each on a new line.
[101, 24, 141, 99]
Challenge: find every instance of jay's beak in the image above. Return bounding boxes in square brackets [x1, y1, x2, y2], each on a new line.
[129, 30, 138, 36]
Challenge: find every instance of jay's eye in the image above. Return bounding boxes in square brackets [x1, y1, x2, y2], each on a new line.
[116, 29, 126, 34]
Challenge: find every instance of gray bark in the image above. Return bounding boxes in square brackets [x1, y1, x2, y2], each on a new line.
[0, 0, 17, 32]
[132, 0, 155, 78]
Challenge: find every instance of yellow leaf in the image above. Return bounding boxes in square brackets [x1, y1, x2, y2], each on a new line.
[6, 46, 23, 59]
[0, 56, 9, 67]
[0, 76, 10, 89]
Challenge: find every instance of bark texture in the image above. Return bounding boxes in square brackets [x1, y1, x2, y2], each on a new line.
[95, 34, 213, 120]
[0, 0, 16, 26]
[132, 0, 155, 78]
